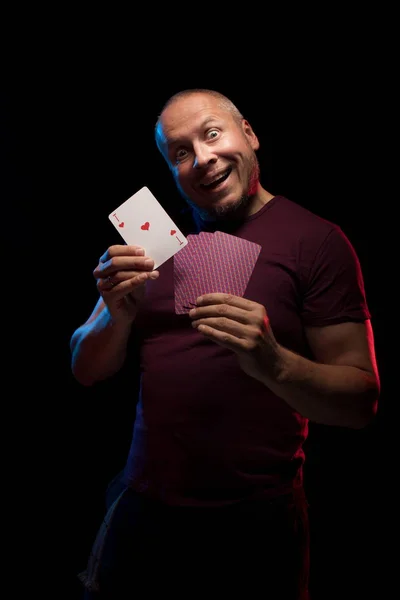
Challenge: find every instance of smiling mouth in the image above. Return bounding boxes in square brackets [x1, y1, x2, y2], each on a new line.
[200, 167, 232, 190]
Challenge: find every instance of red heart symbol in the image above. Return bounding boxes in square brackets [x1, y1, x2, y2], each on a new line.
[170, 229, 176, 236]
[118, 222, 124, 228]
[141, 222, 150, 231]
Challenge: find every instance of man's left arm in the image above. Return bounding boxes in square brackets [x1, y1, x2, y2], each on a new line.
[268, 319, 379, 428]
[189, 294, 380, 429]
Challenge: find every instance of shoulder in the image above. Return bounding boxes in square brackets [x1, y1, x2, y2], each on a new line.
[272, 196, 337, 233]
[266, 198, 365, 285]
[264, 196, 347, 255]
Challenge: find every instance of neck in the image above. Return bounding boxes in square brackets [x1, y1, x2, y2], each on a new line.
[192, 185, 275, 233]
[246, 184, 274, 216]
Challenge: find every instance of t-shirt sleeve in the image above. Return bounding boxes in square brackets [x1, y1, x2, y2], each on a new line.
[301, 225, 371, 326]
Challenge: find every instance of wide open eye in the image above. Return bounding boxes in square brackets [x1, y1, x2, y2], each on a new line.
[176, 148, 188, 162]
[206, 129, 219, 140]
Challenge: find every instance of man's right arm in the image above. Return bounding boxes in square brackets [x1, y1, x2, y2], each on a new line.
[70, 296, 134, 386]
[70, 244, 159, 386]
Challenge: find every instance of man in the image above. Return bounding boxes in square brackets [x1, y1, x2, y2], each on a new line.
[71, 89, 380, 599]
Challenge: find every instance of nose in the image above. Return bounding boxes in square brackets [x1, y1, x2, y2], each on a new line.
[193, 143, 217, 169]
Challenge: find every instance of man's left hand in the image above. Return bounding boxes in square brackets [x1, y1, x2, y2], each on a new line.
[189, 293, 282, 383]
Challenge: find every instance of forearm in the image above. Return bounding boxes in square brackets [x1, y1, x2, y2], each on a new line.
[262, 346, 379, 428]
[71, 307, 134, 386]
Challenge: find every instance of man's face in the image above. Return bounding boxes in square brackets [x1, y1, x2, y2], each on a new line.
[158, 94, 260, 218]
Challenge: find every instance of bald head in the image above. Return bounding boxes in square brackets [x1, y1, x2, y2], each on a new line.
[155, 89, 244, 156]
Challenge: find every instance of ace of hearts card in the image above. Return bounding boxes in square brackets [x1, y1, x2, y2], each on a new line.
[108, 186, 188, 269]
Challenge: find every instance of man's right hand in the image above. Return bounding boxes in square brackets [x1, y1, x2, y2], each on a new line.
[93, 244, 159, 322]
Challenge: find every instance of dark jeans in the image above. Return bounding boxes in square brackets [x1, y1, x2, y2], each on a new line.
[81, 486, 310, 599]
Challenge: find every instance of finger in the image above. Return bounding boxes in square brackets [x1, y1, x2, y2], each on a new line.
[97, 270, 159, 294]
[189, 303, 251, 325]
[99, 268, 158, 286]
[99, 275, 118, 291]
[191, 316, 249, 338]
[94, 256, 156, 279]
[100, 245, 145, 263]
[192, 323, 248, 352]
[196, 293, 256, 310]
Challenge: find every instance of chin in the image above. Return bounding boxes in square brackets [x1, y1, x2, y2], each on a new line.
[180, 186, 249, 222]
[214, 197, 244, 214]
[207, 193, 251, 219]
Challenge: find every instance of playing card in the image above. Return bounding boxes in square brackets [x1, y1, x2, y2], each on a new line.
[205, 231, 261, 296]
[173, 233, 214, 314]
[108, 186, 188, 269]
[173, 231, 261, 314]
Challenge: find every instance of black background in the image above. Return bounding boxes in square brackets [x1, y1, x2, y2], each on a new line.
[2, 31, 395, 599]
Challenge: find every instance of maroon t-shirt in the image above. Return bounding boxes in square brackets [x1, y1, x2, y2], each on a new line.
[122, 196, 370, 506]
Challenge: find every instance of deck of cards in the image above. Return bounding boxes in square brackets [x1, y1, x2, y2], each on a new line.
[108, 186, 188, 269]
[173, 231, 262, 314]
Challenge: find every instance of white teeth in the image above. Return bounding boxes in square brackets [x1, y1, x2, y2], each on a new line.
[204, 171, 228, 186]
[207, 176, 222, 185]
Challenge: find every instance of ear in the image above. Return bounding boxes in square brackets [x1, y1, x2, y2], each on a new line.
[242, 119, 259, 150]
